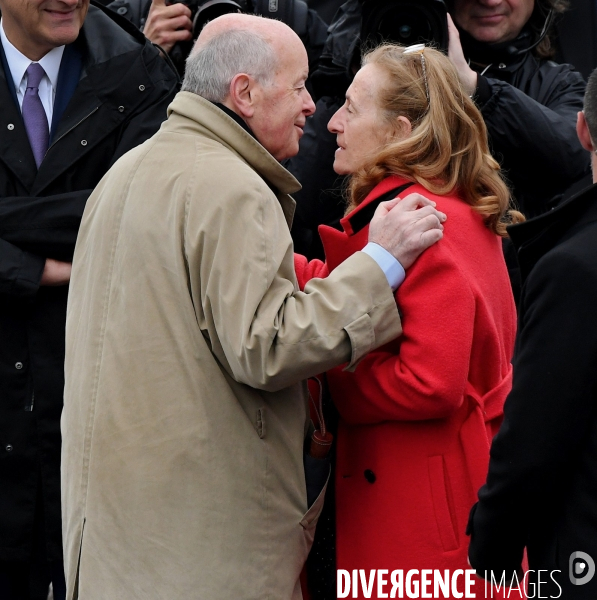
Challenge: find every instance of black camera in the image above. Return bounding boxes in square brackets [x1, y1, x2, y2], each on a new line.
[188, 0, 312, 41]
[360, 0, 449, 51]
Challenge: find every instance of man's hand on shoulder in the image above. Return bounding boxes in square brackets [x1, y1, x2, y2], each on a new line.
[40, 258, 72, 286]
[368, 193, 446, 270]
[144, 0, 193, 54]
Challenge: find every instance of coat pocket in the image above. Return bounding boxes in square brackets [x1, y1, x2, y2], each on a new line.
[428, 455, 459, 552]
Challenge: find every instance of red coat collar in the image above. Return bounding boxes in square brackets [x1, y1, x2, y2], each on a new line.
[319, 176, 416, 273]
[339, 176, 414, 236]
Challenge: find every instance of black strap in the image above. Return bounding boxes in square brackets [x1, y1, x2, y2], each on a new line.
[347, 182, 415, 234]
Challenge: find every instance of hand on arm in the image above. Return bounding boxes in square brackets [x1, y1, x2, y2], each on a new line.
[144, 0, 193, 54]
[368, 193, 446, 269]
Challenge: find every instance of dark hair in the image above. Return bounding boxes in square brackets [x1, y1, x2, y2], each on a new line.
[531, 0, 568, 59]
[584, 68, 597, 142]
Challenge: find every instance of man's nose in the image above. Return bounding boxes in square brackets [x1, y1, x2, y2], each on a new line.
[303, 91, 316, 117]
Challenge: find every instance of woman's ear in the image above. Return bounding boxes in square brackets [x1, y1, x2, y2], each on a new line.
[393, 115, 412, 141]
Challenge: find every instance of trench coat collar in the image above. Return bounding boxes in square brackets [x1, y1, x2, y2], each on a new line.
[166, 93, 301, 227]
[508, 182, 597, 282]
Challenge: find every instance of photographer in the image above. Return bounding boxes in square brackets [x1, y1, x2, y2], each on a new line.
[448, 0, 588, 218]
[105, 0, 328, 75]
[289, 0, 589, 260]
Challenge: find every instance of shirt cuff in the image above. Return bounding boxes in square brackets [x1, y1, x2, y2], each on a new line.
[361, 242, 405, 291]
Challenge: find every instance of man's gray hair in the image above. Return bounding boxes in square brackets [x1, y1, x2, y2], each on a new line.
[182, 29, 277, 102]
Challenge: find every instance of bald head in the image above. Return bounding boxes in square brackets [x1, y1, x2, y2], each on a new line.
[181, 13, 315, 161]
[195, 13, 298, 55]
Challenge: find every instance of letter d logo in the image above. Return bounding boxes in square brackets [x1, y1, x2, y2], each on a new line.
[569, 551, 595, 585]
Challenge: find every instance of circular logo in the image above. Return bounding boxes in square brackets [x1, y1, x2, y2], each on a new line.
[569, 551, 596, 586]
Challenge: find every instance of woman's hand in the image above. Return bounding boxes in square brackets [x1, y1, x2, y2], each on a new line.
[447, 14, 478, 98]
[368, 193, 446, 269]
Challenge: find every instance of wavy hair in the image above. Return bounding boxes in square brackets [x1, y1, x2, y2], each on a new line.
[348, 44, 524, 236]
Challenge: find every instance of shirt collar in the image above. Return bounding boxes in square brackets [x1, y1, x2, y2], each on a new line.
[0, 18, 65, 90]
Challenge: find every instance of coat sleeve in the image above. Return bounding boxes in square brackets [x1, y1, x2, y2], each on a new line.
[477, 64, 588, 214]
[327, 239, 475, 423]
[0, 238, 46, 297]
[467, 248, 597, 576]
[0, 189, 92, 296]
[185, 174, 403, 393]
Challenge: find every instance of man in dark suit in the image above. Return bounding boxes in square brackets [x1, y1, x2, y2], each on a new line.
[0, 1, 177, 598]
[467, 66, 597, 599]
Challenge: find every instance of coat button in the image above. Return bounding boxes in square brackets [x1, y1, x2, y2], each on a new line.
[139, 85, 146, 92]
[15, 362, 23, 370]
[118, 106, 125, 113]
[81, 140, 87, 146]
[7, 124, 14, 130]
[6, 445, 13, 452]
[117, 6, 127, 14]
[498, 63, 506, 69]
[364, 469, 376, 484]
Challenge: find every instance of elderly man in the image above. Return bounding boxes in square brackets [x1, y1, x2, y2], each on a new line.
[61, 13, 445, 600]
[467, 67, 597, 599]
[0, 1, 177, 598]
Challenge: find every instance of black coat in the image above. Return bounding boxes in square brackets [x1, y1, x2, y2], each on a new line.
[0, 2, 178, 562]
[466, 30, 589, 219]
[467, 182, 597, 599]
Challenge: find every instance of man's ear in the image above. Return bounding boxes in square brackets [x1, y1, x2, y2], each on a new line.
[577, 111, 595, 152]
[227, 73, 255, 119]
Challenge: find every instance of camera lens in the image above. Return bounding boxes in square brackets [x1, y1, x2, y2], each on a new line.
[399, 24, 412, 39]
[360, 0, 450, 52]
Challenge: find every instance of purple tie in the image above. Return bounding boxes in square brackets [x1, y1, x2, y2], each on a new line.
[22, 63, 49, 168]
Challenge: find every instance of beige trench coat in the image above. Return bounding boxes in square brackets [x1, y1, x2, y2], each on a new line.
[61, 92, 402, 600]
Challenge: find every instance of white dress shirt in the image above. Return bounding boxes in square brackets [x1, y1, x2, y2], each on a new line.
[0, 18, 64, 127]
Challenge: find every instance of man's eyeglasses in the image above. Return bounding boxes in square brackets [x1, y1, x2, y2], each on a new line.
[403, 43, 430, 109]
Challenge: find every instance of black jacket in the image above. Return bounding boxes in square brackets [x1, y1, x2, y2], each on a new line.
[0, 2, 177, 562]
[288, 1, 589, 258]
[467, 182, 597, 599]
[465, 30, 589, 219]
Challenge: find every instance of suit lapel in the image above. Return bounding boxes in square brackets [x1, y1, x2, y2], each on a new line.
[33, 27, 153, 196]
[50, 42, 83, 141]
[0, 41, 37, 191]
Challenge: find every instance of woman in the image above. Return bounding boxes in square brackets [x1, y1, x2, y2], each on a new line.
[295, 44, 523, 598]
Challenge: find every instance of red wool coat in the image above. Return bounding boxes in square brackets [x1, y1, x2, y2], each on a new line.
[295, 176, 518, 599]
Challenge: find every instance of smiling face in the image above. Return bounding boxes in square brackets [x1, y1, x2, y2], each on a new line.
[248, 35, 315, 162]
[0, 0, 89, 61]
[452, 0, 535, 44]
[327, 63, 399, 176]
